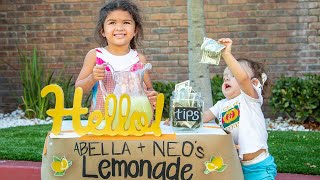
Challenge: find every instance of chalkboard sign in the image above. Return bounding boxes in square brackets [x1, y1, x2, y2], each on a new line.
[173, 107, 202, 121]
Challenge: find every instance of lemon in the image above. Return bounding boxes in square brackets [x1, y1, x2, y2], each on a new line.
[61, 158, 69, 170]
[211, 157, 223, 169]
[51, 161, 64, 173]
[206, 163, 219, 171]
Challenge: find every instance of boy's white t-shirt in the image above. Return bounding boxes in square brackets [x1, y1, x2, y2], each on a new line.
[209, 85, 268, 160]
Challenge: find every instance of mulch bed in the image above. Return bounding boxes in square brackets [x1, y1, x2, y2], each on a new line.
[289, 121, 320, 131]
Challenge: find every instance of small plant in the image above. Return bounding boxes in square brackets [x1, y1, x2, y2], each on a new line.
[269, 75, 320, 123]
[17, 48, 91, 120]
[50, 75, 92, 120]
[152, 81, 175, 119]
[18, 47, 53, 119]
[210, 75, 224, 104]
[60, 75, 74, 108]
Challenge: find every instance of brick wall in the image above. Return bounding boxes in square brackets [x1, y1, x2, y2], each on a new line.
[1, 0, 319, 115]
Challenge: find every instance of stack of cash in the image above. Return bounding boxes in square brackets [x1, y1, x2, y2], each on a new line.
[173, 80, 201, 107]
[200, 37, 225, 65]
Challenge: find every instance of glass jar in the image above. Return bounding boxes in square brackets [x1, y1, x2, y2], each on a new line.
[169, 91, 204, 132]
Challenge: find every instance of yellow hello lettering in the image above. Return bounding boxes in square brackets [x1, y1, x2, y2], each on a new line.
[41, 84, 164, 136]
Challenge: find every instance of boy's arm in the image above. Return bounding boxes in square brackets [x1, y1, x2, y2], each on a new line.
[218, 38, 258, 99]
[203, 110, 216, 123]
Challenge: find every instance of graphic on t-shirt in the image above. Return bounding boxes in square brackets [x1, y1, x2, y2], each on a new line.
[221, 103, 240, 130]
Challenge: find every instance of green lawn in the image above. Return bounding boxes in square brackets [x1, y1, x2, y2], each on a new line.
[268, 131, 320, 175]
[0, 124, 51, 161]
[0, 124, 319, 175]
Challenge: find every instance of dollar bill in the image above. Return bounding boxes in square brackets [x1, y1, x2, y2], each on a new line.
[173, 80, 204, 107]
[200, 37, 225, 65]
[188, 92, 196, 106]
[201, 37, 225, 52]
[200, 51, 222, 65]
[175, 80, 190, 92]
[173, 80, 190, 107]
[173, 99, 189, 107]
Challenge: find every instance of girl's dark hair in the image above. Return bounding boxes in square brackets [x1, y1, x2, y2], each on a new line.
[238, 58, 270, 97]
[94, 0, 143, 49]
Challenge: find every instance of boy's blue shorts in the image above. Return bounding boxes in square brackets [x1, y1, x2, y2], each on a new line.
[242, 155, 277, 180]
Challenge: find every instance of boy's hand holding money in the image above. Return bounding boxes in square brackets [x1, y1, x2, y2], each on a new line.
[218, 38, 233, 57]
[200, 37, 225, 65]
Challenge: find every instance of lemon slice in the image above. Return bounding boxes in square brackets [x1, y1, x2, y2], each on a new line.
[60, 158, 69, 170]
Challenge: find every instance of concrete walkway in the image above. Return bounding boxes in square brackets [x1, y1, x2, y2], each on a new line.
[0, 160, 319, 180]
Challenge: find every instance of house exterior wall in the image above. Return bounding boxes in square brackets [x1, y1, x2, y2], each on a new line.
[1, 0, 319, 116]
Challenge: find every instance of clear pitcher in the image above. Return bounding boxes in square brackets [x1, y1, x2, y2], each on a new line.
[98, 62, 153, 130]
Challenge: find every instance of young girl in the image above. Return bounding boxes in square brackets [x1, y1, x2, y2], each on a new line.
[75, 0, 158, 114]
[204, 38, 277, 179]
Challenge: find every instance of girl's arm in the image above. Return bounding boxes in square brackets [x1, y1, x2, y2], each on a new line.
[218, 38, 258, 99]
[138, 53, 158, 107]
[75, 49, 105, 93]
[138, 53, 154, 90]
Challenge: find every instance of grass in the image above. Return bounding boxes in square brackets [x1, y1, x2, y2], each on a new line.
[268, 131, 320, 175]
[0, 124, 319, 175]
[0, 124, 51, 161]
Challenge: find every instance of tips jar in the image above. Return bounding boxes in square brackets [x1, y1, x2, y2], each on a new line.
[169, 91, 204, 132]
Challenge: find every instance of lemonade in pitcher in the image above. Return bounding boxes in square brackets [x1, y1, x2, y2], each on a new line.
[97, 62, 154, 130]
[106, 95, 153, 130]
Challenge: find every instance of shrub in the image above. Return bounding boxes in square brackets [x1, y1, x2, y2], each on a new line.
[53, 75, 91, 109]
[152, 81, 176, 119]
[31, 73, 92, 120]
[269, 75, 320, 123]
[18, 48, 91, 120]
[211, 75, 224, 104]
[18, 48, 53, 119]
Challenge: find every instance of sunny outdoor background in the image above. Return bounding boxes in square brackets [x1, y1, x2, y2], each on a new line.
[0, 0, 319, 176]
[1, 0, 319, 116]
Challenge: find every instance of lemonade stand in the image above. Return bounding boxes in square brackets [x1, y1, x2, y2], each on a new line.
[40, 83, 243, 179]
